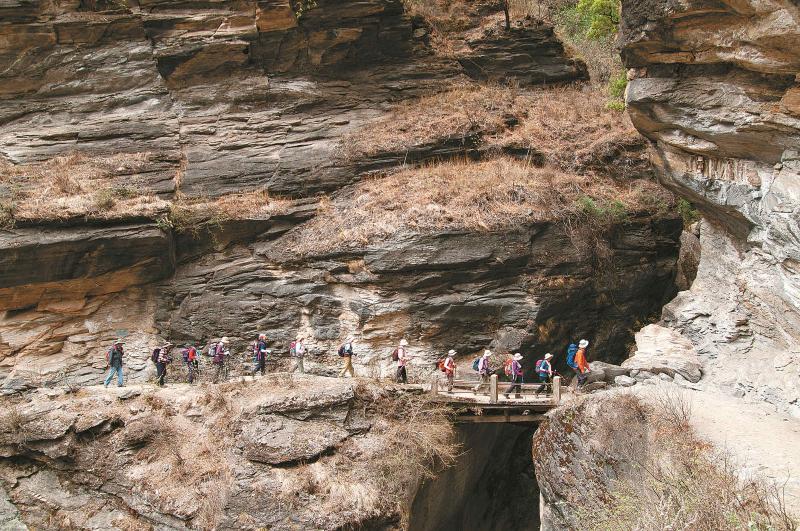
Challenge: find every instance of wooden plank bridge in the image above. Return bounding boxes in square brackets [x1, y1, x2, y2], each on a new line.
[431, 374, 562, 423]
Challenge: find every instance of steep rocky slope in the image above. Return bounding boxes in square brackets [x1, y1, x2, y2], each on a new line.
[0, 377, 456, 529]
[620, 0, 800, 415]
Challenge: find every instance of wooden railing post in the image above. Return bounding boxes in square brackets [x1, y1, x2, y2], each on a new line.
[490, 374, 498, 404]
[431, 377, 438, 396]
[552, 376, 561, 405]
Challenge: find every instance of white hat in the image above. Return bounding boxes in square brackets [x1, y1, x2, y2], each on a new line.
[346, 337, 354, 343]
[544, 353, 553, 360]
[578, 339, 589, 348]
[447, 349, 456, 356]
[220, 337, 229, 344]
[513, 353, 523, 360]
[399, 339, 409, 346]
[483, 350, 492, 357]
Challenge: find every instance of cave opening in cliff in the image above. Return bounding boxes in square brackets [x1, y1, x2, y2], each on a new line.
[408, 423, 539, 531]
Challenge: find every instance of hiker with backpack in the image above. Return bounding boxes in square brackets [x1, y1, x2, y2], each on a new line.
[394, 339, 410, 384]
[183, 344, 199, 384]
[534, 353, 554, 396]
[574, 339, 590, 387]
[252, 334, 268, 376]
[103, 340, 125, 387]
[338, 338, 355, 378]
[153, 342, 172, 387]
[291, 337, 306, 374]
[212, 337, 229, 383]
[440, 349, 456, 393]
[503, 353, 524, 399]
[472, 350, 493, 394]
[567, 340, 590, 388]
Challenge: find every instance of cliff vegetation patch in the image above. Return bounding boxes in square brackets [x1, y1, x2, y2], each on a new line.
[0, 152, 169, 225]
[341, 84, 640, 174]
[287, 157, 672, 256]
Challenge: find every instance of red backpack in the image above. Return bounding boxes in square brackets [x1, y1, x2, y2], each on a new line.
[503, 358, 513, 377]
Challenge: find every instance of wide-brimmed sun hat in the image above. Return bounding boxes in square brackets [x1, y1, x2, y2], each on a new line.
[447, 349, 456, 356]
[483, 350, 492, 357]
[578, 339, 589, 348]
[220, 337, 229, 343]
[513, 353, 523, 360]
[545, 353, 553, 360]
[400, 339, 409, 346]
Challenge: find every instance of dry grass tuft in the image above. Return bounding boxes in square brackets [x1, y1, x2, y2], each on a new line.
[339, 83, 519, 161]
[582, 393, 796, 531]
[0, 152, 169, 223]
[159, 190, 292, 234]
[284, 157, 672, 256]
[340, 84, 640, 174]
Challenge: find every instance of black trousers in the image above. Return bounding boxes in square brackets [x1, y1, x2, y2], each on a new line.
[252, 357, 265, 376]
[156, 362, 167, 386]
[396, 365, 407, 384]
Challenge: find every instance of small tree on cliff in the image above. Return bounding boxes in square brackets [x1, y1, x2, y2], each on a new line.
[502, 0, 511, 30]
[575, 0, 620, 39]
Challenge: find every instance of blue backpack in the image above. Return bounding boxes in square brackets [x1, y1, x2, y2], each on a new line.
[566, 344, 578, 369]
[472, 358, 481, 371]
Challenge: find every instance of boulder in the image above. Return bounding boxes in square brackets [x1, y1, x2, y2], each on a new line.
[239, 415, 350, 465]
[589, 361, 629, 382]
[623, 325, 703, 383]
[614, 375, 637, 387]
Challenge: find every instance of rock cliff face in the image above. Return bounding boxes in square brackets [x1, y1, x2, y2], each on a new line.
[0, 0, 681, 393]
[620, 0, 800, 415]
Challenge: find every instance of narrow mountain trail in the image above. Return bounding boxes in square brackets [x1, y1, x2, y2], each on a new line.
[637, 383, 800, 514]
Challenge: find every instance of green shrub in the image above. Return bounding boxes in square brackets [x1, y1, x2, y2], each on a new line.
[92, 188, 116, 211]
[111, 186, 137, 199]
[575, 0, 620, 40]
[0, 200, 15, 229]
[605, 99, 625, 112]
[677, 198, 700, 225]
[577, 196, 628, 223]
[607, 70, 627, 99]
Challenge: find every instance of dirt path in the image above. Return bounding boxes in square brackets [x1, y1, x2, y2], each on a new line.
[637, 382, 800, 514]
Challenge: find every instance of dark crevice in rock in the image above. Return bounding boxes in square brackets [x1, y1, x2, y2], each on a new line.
[409, 423, 539, 531]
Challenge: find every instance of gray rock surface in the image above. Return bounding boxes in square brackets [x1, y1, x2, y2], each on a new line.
[614, 375, 637, 387]
[620, 0, 800, 415]
[622, 324, 703, 383]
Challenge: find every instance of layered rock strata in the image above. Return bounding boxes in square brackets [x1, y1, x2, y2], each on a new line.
[620, 0, 800, 415]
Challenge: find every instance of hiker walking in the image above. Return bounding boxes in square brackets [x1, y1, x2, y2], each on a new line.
[212, 337, 229, 383]
[472, 350, 493, 394]
[155, 343, 172, 387]
[183, 344, 199, 384]
[504, 353, 524, 399]
[252, 334, 268, 376]
[534, 353, 554, 396]
[442, 349, 456, 393]
[291, 337, 306, 374]
[574, 339, 590, 387]
[338, 338, 355, 378]
[103, 340, 125, 387]
[394, 339, 410, 384]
